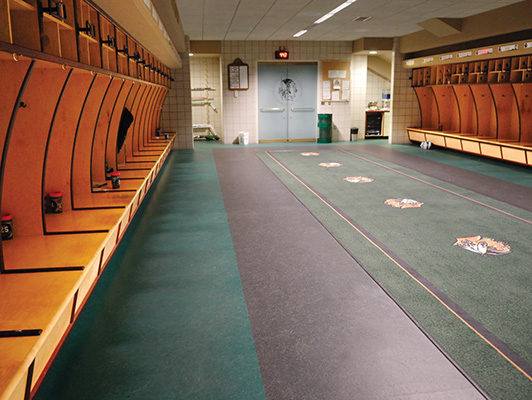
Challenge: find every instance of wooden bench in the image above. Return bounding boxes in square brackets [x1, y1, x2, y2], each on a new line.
[0, 271, 84, 400]
[0, 136, 175, 400]
[44, 209, 126, 233]
[407, 128, 532, 166]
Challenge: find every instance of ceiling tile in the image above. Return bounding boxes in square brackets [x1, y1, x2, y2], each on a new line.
[175, 0, 525, 41]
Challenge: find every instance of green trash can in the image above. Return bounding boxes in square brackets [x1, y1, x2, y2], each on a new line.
[317, 113, 332, 143]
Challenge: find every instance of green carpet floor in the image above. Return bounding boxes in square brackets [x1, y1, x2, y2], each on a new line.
[259, 148, 532, 400]
[35, 146, 265, 400]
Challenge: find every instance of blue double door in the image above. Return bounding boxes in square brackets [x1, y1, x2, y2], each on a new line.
[258, 63, 317, 142]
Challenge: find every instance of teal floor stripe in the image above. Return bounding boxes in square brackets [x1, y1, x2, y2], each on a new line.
[35, 144, 265, 400]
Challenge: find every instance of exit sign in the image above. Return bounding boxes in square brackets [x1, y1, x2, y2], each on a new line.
[275, 50, 289, 59]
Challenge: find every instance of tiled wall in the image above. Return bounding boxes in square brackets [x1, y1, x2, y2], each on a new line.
[366, 70, 390, 107]
[160, 39, 420, 146]
[160, 50, 194, 149]
[190, 57, 223, 139]
[390, 38, 420, 144]
[221, 41, 354, 144]
[349, 55, 367, 141]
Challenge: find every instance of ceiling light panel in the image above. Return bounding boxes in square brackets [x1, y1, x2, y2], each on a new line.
[293, 29, 308, 37]
[314, 0, 357, 24]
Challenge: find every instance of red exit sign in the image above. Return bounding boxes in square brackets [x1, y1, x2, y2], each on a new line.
[275, 50, 289, 59]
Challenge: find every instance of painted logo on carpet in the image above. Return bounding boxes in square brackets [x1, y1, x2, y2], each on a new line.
[384, 198, 424, 209]
[319, 162, 342, 168]
[343, 176, 374, 183]
[454, 235, 511, 256]
[300, 152, 319, 156]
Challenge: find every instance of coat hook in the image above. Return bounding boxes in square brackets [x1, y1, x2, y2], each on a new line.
[12, 53, 20, 61]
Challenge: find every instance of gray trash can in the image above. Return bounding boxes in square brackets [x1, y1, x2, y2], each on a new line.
[350, 127, 359, 141]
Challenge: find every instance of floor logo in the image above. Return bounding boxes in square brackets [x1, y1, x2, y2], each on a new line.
[384, 198, 424, 209]
[344, 176, 374, 183]
[454, 235, 511, 256]
[319, 162, 342, 168]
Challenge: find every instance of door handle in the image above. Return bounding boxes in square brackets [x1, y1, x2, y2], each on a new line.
[260, 108, 285, 112]
[290, 107, 315, 111]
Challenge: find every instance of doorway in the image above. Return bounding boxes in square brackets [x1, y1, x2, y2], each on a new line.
[258, 63, 317, 142]
[190, 55, 223, 141]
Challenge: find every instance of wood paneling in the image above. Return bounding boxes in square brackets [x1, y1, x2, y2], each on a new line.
[71, 74, 111, 203]
[513, 83, 532, 145]
[469, 85, 497, 139]
[452, 85, 477, 135]
[432, 85, 460, 132]
[490, 84, 519, 142]
[43, 70, 95, 213]
[91, 78, 124, 186]
[0, 2, 174, 398]
[2, 61, 69, 237]
[414, 86, 439, 130]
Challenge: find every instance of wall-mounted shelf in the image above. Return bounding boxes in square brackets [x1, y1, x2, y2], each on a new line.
[1, 0, 171, 86]
[0, 0, 41, 51]
[412, 53, 532, 87]
[11, 0, 35, 11]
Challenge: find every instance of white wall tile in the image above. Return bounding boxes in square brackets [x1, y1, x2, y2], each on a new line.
[161, 39, 421, 147]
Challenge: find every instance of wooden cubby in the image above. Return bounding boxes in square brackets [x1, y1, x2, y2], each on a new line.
[99, 14, 117, 72]
[1, 0, 41, 51]
[513, 84, 532, 145]
[2, 0, 171, 86]
[115, 27, 129, 75]
[40, 0, 77, 60]
[469, 85, 497, 139]
[490, 84, 520, 142]
[432, 85, 460, 132]
[76, 0, 101, 68]
[408, 50, 532, 166]
[413, 86, 439, 131]
[126, 37, 139, 79]
[452, 85, 478, 135]
[136, 46, 145, 81]
[0, 1, 174, 398]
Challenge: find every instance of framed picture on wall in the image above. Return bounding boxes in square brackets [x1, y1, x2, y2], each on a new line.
[228, 58, 249, 90]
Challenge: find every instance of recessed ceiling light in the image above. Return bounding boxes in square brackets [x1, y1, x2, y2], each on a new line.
[369, 51, 378, 54]
[189, 53, 194, 56]
[293, 30, 308, 38]
[314, 0, 357, 24]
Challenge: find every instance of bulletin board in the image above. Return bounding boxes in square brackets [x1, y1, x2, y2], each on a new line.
[322, 60, 351, 102]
